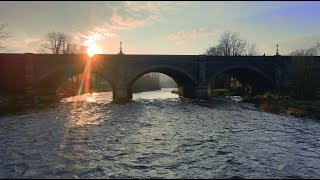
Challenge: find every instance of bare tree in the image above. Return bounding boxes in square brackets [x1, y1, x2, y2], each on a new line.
[204, 45, 224, 56]
[205, 30, 256, 56]
[39, 32, 85, 54]
[289, 42, 320, 56]
[68, 43, 87, 54]
[289, 48, 316, 56]
[0, 23, 10, 52]
[246, 43, 257, 56]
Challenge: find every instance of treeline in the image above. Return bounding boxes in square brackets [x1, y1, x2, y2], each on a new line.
[132, 73, 161, 93]
[0, 23, 9, 52]
[39, 32, 86, 54]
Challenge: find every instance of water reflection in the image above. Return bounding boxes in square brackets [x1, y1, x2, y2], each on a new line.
[61, 92, 113, 104]
[133, 88, 178, 100]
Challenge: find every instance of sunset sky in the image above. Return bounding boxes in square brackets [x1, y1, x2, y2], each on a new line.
[1, 1, 320, 55]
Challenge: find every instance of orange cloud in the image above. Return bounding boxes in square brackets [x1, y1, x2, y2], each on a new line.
[73, 1, 196, 53]
[74, 14, 150, 53]
[176, 40, 187, 46]
[9, 37, 41, 53]
[25, 38, 40, 45]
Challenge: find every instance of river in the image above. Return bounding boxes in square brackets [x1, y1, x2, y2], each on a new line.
[1, 88, 320, 178]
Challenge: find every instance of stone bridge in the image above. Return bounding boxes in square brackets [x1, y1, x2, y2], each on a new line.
[1, 53, 319, 101]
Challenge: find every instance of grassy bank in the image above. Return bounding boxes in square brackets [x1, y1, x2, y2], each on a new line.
[244, 92, 320, 120]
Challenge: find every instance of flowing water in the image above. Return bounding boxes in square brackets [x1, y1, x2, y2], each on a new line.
[1, 88, 320, 178]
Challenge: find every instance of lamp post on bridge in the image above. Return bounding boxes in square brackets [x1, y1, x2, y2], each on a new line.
[275, 43, 283, 94]
[118, 41, 124, 55]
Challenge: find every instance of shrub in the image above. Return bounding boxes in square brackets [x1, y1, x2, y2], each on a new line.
[255, 92, 291, 102]
[259, 102, 283, 113]
[285, 107, 305, 117]
[209, 88, 231, 96]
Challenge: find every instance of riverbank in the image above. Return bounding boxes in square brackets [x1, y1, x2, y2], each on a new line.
[243, 93, 320, 120]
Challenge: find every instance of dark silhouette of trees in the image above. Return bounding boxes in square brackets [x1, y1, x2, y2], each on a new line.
[205, 30, 257, 56]
[205, 46, 224, 56]
[39, 32, 86, 54]
[247, 43, 258, 56]
[0, 23, 10, 52]
[289, 42, 320, 56]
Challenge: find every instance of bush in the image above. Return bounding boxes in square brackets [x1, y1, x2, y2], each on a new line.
[251, 92, 320, 120]
[255, 92, 291, 102]
[259, 102, 284, 113]
[285, 107, 305, 117]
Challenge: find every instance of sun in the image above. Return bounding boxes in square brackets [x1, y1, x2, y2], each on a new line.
[86, 43, 102, 57]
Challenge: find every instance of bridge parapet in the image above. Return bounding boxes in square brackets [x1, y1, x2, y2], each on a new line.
[206, 56, 276, 64]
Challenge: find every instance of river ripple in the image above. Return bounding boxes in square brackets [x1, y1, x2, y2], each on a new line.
[1, 88, 320, 178]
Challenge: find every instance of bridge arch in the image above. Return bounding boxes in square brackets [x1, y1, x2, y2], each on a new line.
[208, 64, 274, 94]
[32, 66, 116, 97]
[128, 65, 197, 86]
[126, 65, 198, 98]
[209, 64, 273, 82]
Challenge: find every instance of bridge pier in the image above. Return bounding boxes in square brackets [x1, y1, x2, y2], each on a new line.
[180, 85, 208, 100]
[194, 86, 209, 100]
[193, 55, 209, 100]
[179, 84, 195, 99]
[113, 87, 132, 103]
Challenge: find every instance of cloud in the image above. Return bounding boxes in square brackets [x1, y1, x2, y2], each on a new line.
[168, 27, 220, 45]
[73, 1, 195, 51]
[176, 40, 187, 46]
[111, 15, 147, 29]
[125, 1, 196, 23]
[74, 14, 148, 50]
[24, 38, 40, 45]
[9, 37, 41, 53]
